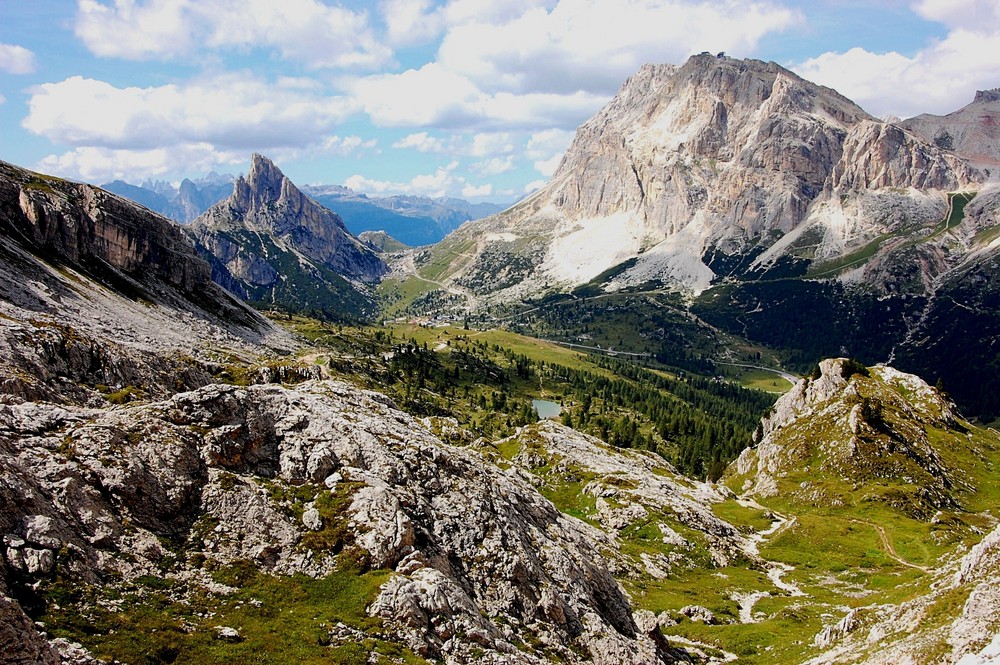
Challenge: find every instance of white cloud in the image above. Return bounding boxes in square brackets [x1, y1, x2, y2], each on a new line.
[526, 128, 574, 175]
[320, 135, 378, 155]
[469, 132, 515, 156]
[350, 63, 606, 130]
[471, 156, 515, 176]
[462, 182, 493, 198]
[36, 143, 247, 183]
[0, 94, 5, 106]
[912, 0, 1000, 31]
[795, 4, 1000, 118]
[380, 0, 445, 46]
[74, 0, 390, 68]
[23, 73, 356, 150]
[346, 161, 478, 198]
[349, 63, 481, 126]
[0, 43, 37, 74]
[392, 131, 450, 152]
[437, 0, 802, 96]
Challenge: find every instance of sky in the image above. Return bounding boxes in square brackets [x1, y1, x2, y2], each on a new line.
[1, 0, 999, 203]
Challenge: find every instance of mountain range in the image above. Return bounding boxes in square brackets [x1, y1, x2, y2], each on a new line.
[102, 173, 235, 224]
[103, 174, 506, 247]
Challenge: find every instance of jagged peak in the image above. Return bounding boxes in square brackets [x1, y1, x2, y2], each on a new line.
[244, 152, 292, 206]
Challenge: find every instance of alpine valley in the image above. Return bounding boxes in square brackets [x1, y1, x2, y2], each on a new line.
[2, 53, 1000, 665]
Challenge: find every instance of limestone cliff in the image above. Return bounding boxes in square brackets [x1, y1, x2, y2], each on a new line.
[0, 159, 288, 405]
[420, 55, 984, 301]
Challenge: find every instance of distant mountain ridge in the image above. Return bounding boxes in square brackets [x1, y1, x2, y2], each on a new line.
[102, 173, 234, 223]
[187, 154, 387, 321]
[103, 176, 506, 246]
[300, 185, 506, 246]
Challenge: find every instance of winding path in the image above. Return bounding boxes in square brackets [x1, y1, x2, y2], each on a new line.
[851, 519, 931, 573]
[732, 499, 805, 623]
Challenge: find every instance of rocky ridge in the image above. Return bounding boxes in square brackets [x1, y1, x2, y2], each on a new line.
[0, 159, 289, 406]
[731, 358, 971, 515]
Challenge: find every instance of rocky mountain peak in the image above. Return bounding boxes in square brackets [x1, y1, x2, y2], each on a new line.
[730, 359, 966, 515]
[227, 153, 305, 218]
[421, 54, 989, 301]
[238, 152, 289, 209]
[188, 154, 387, 318]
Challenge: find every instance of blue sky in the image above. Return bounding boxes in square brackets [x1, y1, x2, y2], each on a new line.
[0, 0, 998, 203]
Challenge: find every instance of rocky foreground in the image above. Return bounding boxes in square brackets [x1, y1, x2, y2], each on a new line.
[2, 351, 1000, 663]
[1, 380, 669, 664]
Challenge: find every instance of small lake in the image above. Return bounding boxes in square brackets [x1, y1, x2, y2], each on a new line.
[532, 399, 562, 420]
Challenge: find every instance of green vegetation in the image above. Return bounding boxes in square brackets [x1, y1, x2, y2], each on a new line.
[38, 565, 425, 665]
[377, 276, 440, 317]
[278, 317, 775, 478]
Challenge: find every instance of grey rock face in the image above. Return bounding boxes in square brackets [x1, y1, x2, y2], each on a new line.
[0, 159, 213, 292]
[422, 55, 984, 301]
[0, 595, 61, 665]
[0, 381, 666, 663]
[0, 159, 289, 405]
[833, 120, 978, 191]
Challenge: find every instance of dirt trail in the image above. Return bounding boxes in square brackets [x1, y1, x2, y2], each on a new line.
[854, 519, 931, 573]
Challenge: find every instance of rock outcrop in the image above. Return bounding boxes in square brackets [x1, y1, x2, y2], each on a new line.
[479, 421, 752, 574]
[833, 120, 978, 191]
[731, 358, 967, 515]
[0, 381, 668, 663]
[189, 154, 387, 320]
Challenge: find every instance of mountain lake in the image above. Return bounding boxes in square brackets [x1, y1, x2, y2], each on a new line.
[532, 399, 562, 420]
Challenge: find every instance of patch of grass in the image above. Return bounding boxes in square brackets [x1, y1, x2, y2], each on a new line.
[711, 500, 775, 533]
[39, 565, 426, 665]
[378, 276, 441, 317]
[539, 477, 597, 523]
